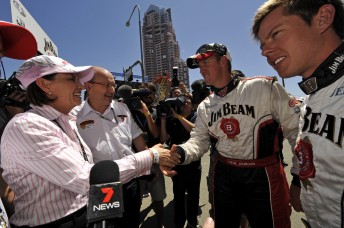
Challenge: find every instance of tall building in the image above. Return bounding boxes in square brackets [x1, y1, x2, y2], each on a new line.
[143, 5, 189, 88]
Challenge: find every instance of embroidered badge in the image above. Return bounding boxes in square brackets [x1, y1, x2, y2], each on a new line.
[295, 137, 316, 181]
[288, 97, 301, 113]
[220, 117, 240, 140]
[117, 115, 127, 122]
[79, 120, 95, 129]
[288, 97, 299, 107]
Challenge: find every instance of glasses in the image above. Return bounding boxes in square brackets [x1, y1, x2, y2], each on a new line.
[89, 81, 117, 89]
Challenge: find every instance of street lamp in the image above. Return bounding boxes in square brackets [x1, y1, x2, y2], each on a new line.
[126, 5, 145, 83]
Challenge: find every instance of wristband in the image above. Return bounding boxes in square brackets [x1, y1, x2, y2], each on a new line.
[144, 111, 151, 117]
[176, 114, 183, 120]
[150, 147, 159, 164]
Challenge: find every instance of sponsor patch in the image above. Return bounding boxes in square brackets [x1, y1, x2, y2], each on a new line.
[289, 97, 302, 113]
[288, 97, 300, 107]
[220, 116, 240, 140]
[117, 115, 127, 122]
[80, 120, 95, 129]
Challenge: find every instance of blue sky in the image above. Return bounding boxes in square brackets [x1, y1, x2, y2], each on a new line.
[0, 0, 305, 97]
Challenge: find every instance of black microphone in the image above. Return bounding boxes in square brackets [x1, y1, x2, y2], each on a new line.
[117, 85, 133, 100]
[87, 160, 124, 228]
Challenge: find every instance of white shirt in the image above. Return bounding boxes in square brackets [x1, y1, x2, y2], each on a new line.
[75, 100, 143, 163]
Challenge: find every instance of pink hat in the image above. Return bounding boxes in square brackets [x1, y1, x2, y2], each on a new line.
[15, 55, 94, 89]
[0, 21, 37, 60]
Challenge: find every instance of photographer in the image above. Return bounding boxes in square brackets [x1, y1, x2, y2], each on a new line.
[159, 94, 202, 228]
[170, 86, 182, 98]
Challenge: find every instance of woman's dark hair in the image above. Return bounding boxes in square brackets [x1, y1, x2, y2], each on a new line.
[27, 73, 57, 106]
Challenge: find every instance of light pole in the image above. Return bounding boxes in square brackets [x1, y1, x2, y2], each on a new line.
[126, 5, 145, 83]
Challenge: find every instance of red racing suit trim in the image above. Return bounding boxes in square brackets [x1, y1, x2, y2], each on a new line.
[218, 153, 279, 168]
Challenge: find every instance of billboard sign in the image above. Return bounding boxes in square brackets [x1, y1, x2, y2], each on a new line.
[10, 0, 58, 56]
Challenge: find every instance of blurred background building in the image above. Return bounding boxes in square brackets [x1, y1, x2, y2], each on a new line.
[143, 5, 189, 88]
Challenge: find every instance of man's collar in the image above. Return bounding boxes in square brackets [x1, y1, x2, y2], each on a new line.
[298, 42, 344, 95]
[212, 74, 240, 97]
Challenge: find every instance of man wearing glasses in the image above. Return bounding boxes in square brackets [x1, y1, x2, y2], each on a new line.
[74, 66, 147, 228]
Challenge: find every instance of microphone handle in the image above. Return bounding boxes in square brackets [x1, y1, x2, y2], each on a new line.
[92, 221, 106, 228]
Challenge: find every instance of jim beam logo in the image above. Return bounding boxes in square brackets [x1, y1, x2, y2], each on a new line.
[328, 54, 344, 74]
[220, 116, 240, 141]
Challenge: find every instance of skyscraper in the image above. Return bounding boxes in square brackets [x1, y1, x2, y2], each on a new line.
[143, 5, 189, 89]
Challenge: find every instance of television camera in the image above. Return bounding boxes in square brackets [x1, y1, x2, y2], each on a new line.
[0, 73, 29, 109]
[156, 96, 186, 118]
[117, 85, 153, 110]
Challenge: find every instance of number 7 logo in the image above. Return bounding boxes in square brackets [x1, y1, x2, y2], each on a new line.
[101, 187, 114, 203]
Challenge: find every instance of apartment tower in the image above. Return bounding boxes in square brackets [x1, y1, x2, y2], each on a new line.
[142, 5, 189, 88]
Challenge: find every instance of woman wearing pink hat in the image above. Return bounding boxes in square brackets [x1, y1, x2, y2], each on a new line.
[1, 54, 179, 227]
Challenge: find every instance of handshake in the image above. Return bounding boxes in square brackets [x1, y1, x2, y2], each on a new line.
[148, 144, 182, 177]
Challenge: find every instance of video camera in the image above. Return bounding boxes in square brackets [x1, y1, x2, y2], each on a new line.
[126, 88, 153, 110]
[156, 96, 186, 118]
[117, 85, 153, 110]
[124, 97, 142, 110]
[0, 73, 29, 109]
[133, 88, 153, 98]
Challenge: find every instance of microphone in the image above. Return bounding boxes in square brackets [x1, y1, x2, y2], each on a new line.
[87, 160, 124, 228]
[117, 85, 133, 100]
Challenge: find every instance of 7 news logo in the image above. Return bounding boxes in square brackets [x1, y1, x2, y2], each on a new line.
[92, 187, 121, 211]
[101, 187, 114, 203]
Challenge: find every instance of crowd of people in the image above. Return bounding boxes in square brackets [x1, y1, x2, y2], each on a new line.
[1, 0, 344, 227]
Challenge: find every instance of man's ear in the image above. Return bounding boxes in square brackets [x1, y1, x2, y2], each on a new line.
[220, 55, 227, 66]
[35, 78, 51, 94]
[316, 4, 336, 33]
